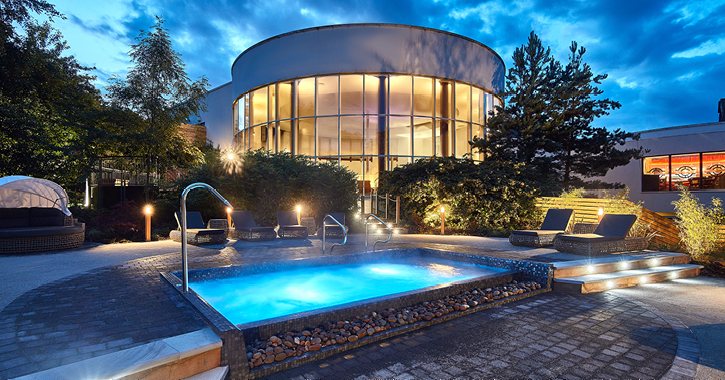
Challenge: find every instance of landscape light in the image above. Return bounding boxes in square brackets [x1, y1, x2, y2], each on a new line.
[597, 208, 604, 223]
[144, 205, 153, 242]
[440, 206, 445, 235]
[296, 205, 301, 224]
[226, 207, 233, 228]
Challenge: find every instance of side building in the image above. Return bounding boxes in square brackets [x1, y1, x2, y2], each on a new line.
[600, 120, 725, 214]
[199, 23, 504, 197]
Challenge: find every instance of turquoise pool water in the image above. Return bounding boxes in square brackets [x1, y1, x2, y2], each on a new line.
[191, 257, 507, 325]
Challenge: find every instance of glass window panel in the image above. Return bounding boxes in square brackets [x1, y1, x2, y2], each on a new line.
[241, 129, 248, 151]
[243, 93, 250, 129]
[317, 116, 339, 157]
[251, 87, 268, 126]
[277, 82, 293, 120]
[364, 75, 383, 115]
[317, 76, 339, 116]
[413, 117, 433, 157]
[413, 77, 433, 117]
[436, 119, 452, 157]
[340, 157, 364, 188]
[455, 122, 470, 158]
[390, 156, 411, 170]
[471, 88, 483, 125]
[703, 152, 725, 189]
[278, 121, 292, 153]
[642, 156, 669, 191]
[389, 116, 412, 157]
[268, 85, 276, 122]
[435, 80, 453, 119]
[364, 116, 383, 156]
[671, 154, 700, 190]
[296, 118, 315, 156]
[249, 124, 267, 150]
[340, 116, 363, 156]
[485, 93, 494, 124]
[389, 75, 412, 115]
[340, 75, 363, 115]
[455, 83, 471, 122]
[365, 156, 381, 190]
[472, 124, 485, 161]
[296, 78, 315, 118]
[233, 99, 239, 131]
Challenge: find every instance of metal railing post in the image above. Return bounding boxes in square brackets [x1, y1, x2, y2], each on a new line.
[364, 214, 392, 253]
[322, 214, 347, 255]
[181, 183, 233, 292]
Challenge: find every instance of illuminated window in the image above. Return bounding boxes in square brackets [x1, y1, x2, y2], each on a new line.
[643, 156, 669, 191]
[296, 78, 315, 118]
[389, 76, 412, 115]
[317, 76, 338, 116]
[455, 83, 471, 122]
[296, 118, 314, 156]
[317, 116, 338, 157]
[671, 154, 700, 190]
[455, 122, 470, 157]
[340, 116, 363, 156]
[277, 82, 293, 120]
[703, 152, 725, 189]
[340, 75, 363, 115]
[251, 87, 267, 126]
[413, 117, 433, 157]
[413, 77, 434, 117]
[389, 116, 412, 157]
[643, 152, 725, 191]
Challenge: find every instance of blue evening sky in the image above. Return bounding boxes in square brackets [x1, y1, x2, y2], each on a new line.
[36, 0, 725, 133]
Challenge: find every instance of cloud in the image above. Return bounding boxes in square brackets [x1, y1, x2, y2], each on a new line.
[672, 37, 725, 58]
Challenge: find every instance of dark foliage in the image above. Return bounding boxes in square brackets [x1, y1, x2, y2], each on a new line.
[379, 157, 546, 235]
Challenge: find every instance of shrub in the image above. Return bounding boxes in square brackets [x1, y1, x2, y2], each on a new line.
[174, 149, 359, 227]
[379, 157, 542, 235]
[672, 185, 724, 259]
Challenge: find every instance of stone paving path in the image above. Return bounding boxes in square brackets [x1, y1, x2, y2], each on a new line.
[265, 292, 680, 380]
[0, 237, 706, 379]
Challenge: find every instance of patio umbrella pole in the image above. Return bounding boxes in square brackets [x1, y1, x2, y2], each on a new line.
[181, 183, 233, 292]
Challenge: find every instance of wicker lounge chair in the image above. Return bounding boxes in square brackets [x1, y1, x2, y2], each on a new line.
[228, 211, 277, 241]
[170, 211, 227, 245]
[554, 214, 647, 256]
[509, 208, 574, 248]
[317, 213, 347, 238]
[276, 211, 309, 239]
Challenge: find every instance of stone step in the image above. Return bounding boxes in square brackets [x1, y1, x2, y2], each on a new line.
[554, 264, 703, 294]
[553, 252, 691, 278]
[182, 366, 229, 380]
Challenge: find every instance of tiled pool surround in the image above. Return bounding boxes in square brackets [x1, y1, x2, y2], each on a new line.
[161, 248, 553, 379]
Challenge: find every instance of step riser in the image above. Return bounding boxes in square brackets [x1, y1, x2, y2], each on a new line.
[554, 255, 690, 278]
[554, 267, 702, 294]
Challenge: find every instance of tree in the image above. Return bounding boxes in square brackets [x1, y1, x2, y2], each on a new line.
[0, 0, 105, 190]
[549, 42, 643, 187]
[471, 32, 643, 191]
[105, 16, 209, 197]
[471, 32, 559, 167]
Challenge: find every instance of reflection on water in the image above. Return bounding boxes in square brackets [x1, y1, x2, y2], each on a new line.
[191, 257, 507, 325]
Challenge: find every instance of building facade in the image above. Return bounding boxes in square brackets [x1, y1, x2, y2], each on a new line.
[200, 24, 504, 192]
[600, 121, 725, 214]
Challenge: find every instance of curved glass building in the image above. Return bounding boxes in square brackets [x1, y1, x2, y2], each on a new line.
[229, 24, 505, 191]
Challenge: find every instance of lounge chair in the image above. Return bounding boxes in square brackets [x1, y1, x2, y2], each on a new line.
[276, 211, 309, 239]
[509, 209, 574, 247]
[229, 211, 277, 241]
[317, 213, 347, 238]
[169, 211, 227, 245]
[554, 214, 647, 256]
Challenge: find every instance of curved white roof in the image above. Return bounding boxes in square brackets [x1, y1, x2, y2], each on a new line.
[0, 176, 72, 215]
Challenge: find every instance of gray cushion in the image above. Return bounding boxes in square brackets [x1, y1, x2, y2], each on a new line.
[557, 233, 622, 243]
[593, 214, 637, 237]
[186, 228, 225, 236]
[277, 211, 302, 227]
[511, 229, 565, 236]
[175, 212, 207, 229]
[29, 208, 65, 227]
[0, 208, 30, 228]
[0, 225, 83, 238]
[540, 209, 574, 231]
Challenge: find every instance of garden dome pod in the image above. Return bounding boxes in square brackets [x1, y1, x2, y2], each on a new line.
[0, 176, 72, 215]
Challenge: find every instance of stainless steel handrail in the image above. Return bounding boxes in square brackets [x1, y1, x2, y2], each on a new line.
[365, 214, 392, 252]
[321, 214, 347, 255]
[180, 183, 233, 292]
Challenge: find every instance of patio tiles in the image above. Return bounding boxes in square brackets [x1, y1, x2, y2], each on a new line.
[0, 238, 695, 379]
[277, 292, 678, 380]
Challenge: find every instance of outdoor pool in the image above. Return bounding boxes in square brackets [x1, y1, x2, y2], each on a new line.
[190, 257, 509, 325]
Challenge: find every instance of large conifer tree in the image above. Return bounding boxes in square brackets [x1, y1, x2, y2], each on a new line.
[471, 32, 643, 191]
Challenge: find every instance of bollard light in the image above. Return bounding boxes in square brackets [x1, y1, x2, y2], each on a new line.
[597, 207, 604, 223]
[144, 205, 153, 242]
[296, 205, 302, 224]
[440, 206, 445, 235]
[226, 207, 233, 229]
